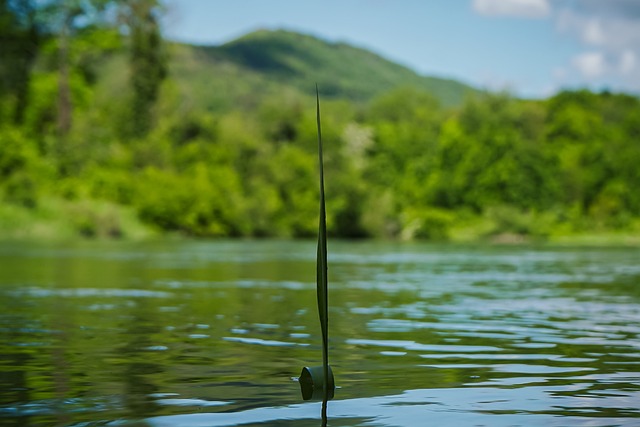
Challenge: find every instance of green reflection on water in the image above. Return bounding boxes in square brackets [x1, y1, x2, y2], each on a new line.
[0, 240, 639, 426]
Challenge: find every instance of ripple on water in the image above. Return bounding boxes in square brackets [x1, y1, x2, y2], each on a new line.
[8, 287, 172, 298]
[380, 351, 407, 356]
[419, 353, 557, 360]
[145, 345, 169, 351]
[491, 364, 597, 374]
[145, 385, 640, 427]
[223, 337, 310, 347]
[155, 398, 231, 407]
[511, 342, 557, 349]
[346, 338, 503, 353]
[3, 242, 640, 426]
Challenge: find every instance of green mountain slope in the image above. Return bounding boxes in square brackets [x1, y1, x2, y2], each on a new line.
[173, 29, 476, 109]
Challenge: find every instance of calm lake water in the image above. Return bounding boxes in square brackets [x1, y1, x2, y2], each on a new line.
[1, 240, 640, 426]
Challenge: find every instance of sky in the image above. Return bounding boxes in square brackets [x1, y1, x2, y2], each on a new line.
[162, 0, 640, 98]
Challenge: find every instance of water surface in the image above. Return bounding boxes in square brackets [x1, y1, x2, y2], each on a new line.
[1, 240, 639, 426]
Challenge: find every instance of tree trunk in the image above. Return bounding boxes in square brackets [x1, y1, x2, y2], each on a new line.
[57, 12, 72, 135]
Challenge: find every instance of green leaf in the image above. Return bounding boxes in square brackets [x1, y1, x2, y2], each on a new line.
[315, 84, 330, 400]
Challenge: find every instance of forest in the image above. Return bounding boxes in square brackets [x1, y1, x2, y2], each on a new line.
[2, 0, 640, 241]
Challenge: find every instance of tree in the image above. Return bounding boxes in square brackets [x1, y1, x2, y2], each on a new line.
[431, 94, 558, 212]
[0, 0, 40, 124]
[33, 0, 112, 135]
[546, 90, 640, 226]
[119, 0, 166, 137]
[363, 88, 443, 236]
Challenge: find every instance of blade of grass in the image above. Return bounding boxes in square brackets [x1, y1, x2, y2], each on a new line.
[315, 84, 329, 402]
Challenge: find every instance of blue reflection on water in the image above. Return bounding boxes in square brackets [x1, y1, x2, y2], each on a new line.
[1, 241, 639, 426]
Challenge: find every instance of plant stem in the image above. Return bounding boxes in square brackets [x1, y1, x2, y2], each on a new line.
[315, 84, 329, 402]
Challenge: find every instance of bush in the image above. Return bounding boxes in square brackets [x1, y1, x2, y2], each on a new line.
[0, 127, 49, 208]
[401, 207, 454, 240]
[134, 165, 247, 237]
[484, 205, 554, 238]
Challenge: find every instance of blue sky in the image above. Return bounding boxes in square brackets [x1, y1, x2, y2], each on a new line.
[163, 0, 640, 98]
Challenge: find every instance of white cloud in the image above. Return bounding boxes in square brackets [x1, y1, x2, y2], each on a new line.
[572, 51, 607, 78]
[582, 19, 605, 45]
[555, 1, 640, 91]
[472, 0, 550, 18]
[471, 0, 640, 93]
[557, 9, 640, 50]
[620, 50, 636, 74]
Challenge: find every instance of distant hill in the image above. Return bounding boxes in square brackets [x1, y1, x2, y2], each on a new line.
[168, 29, 477, 111]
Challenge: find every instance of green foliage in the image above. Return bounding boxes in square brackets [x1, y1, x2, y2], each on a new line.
[0, 196, 152, 240]
[483, 205, 555, 238]
[429, 94, 560, 212]
[365, 88, 442, 230]
[121, 0, 167, 137]
[0, 126, 52, 207]
[545, 90, 640, 219]
[1, 9, 640, 242]
[401, 207, 454, 240]
[134, 165, 246, 237]
[0, 0, 42, 125]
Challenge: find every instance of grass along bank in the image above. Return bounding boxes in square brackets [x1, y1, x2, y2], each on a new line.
[0, 197, 154, 241]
